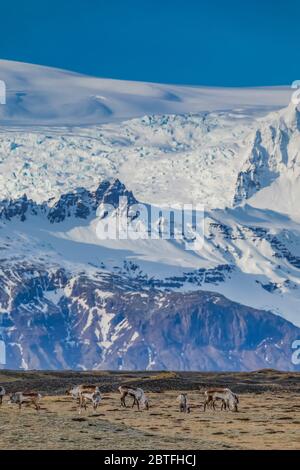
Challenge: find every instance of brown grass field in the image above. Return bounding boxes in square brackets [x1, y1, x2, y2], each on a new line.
[0, 369, 299, 450]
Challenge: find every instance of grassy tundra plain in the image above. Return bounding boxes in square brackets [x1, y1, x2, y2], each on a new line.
[0, 369, 299, 450]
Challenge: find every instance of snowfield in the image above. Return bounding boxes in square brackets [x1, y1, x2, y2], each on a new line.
[0, 59, 291, 126]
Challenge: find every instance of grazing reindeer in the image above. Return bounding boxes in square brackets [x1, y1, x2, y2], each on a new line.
[118, 385, 149, 410]
[221, 392, 239, 411]
[8, 392, 42, 411]
[66, 384, 100, 401]
[66, 385, 82, 400]
[177, 393, 191, 413]
[203, 388, 239, 412]
[79, 390, 102, 413]
[119, 385, 134, 408]
[0, 386, 5, 405]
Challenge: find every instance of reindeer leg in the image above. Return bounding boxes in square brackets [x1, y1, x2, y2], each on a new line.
[78, 395, 83, 414]
[121, 393, 127, 408]
[79, 399, 86, 414]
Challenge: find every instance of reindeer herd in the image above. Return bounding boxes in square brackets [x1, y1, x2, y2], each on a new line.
[0, 384, 239, 414]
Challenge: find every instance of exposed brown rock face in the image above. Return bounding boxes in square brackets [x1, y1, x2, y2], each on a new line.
[1, 267, 299, 371]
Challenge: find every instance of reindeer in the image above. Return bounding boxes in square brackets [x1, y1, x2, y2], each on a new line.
[0, 386, 5, 405]
[119, 385, 134, 408]
[78, 389, 102, 413]
[118, 385, 149, 410]
[203, 388, 239, 412]
[177, 393, 191, 413]
[66, 384, 100, 401]
[8, 392, 42, 411]
[222, 391, 239, 411]
[66, 384, 101, 412]
[66, 385, 82, 401]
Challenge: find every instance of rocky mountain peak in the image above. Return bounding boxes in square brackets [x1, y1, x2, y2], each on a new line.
[0, 194, 44, 222]
[0, 178, 137, 225]
[95, 178, 138, 208]
[234, 104, 300, 206]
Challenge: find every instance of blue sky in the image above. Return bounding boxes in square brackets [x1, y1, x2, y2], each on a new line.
[0, 0, 299, 86]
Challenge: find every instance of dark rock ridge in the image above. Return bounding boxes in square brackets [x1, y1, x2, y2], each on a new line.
[0, 178, 137, 223]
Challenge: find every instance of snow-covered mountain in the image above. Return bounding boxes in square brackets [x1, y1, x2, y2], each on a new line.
[2, 266, 299, 371]
[234, 104, 300, 218]
[0, 180, 299, 371]
[0, 60, 299, 371]
[0, 59, 291, 126]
